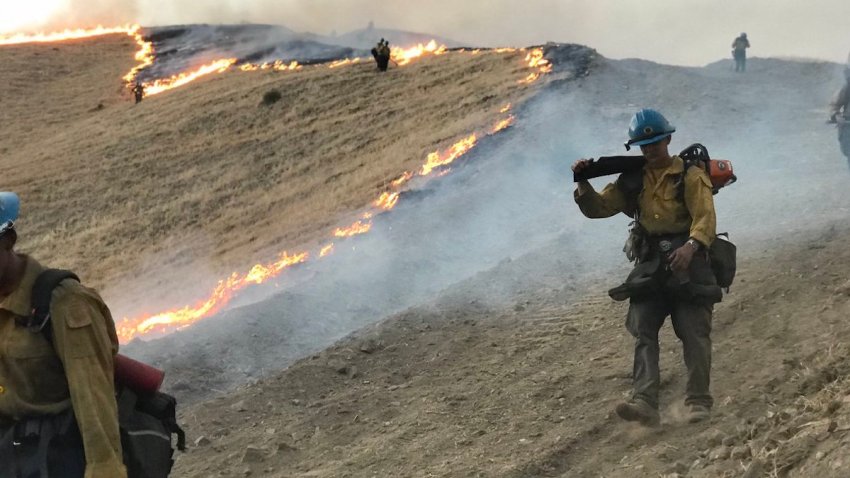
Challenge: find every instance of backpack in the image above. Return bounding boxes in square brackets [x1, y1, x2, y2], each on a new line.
[30, 269, 186, 478]
[617, 143, 737, 289]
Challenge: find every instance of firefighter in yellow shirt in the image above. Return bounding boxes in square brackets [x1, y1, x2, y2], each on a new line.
[0, 192, 126, 478]
[371, 38, 391, 72]
[572, 109, 721, 427]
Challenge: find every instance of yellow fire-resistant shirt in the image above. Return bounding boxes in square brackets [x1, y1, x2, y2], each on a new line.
[574, 155, 717, 247]
[0, 256, 126, 478]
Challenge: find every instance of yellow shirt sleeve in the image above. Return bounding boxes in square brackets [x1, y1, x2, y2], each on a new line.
[574, 180, 627, 218]
[683, 168, 717, 247]
[50, 282, 127, 478]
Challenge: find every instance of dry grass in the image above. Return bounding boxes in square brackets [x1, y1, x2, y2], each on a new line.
[0, 35, 542, 316]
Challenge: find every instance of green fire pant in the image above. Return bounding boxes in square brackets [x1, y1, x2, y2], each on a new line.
[624, 252, 717, 410]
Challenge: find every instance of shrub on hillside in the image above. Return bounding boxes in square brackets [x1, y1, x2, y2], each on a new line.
[261, 89, 282, 106]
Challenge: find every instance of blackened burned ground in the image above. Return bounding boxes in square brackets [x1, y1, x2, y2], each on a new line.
[137, 24, 364, 81]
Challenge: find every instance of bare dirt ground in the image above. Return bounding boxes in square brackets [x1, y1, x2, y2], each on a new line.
[167, 51, 850, 477]
[171, 223, 850, 478]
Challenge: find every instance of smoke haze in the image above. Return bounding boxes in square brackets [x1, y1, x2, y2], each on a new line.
[11, 0, 849, 66]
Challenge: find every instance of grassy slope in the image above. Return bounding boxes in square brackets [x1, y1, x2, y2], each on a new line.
[0, 36, 539, 316]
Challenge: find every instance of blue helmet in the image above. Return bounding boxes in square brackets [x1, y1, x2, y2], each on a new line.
[624, 108, 676, 151]
[0, 192, 20, 235]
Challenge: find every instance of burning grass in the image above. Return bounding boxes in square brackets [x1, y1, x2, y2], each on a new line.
[0, 33, 549, 326]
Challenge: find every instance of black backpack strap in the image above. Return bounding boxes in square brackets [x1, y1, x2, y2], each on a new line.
[615, 168, 645, 218]
[676, 143, 711, 202]
[29, 269, 80, 344]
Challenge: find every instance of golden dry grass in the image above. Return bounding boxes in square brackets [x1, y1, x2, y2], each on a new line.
[0, 35, 543, 316]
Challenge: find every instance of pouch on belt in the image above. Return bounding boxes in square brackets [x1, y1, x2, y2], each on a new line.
[608, 255, 662, 301]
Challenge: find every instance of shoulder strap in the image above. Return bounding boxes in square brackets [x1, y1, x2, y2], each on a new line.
[676, 143, 711, 202]
[30, 269, 79, 344]
[615, 169, 644, 218]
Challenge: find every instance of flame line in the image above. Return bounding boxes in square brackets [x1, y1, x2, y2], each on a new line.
[115, 49, 548, 342]
[2, 26, 549, 340]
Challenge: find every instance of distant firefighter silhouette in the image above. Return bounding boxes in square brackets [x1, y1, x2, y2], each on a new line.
[132, 81, 145, 104]
[731, 33, 750, 73]
[371, 38, 391, 72]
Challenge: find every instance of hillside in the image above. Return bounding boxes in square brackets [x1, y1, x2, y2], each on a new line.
[173, 224, 850, 478]
[164, 50, 850, 477]
[3, 28, 850, 478]
[0, 34, 546, 319]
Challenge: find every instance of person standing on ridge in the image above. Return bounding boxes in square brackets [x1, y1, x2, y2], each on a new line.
[371, 38, 391, 72]
[731, 33, 750, 72]
[132, 81, 145, 104]
[828, 66, 850, 169]
[571, 109, 722, 427]
[0, 192, 126, 477]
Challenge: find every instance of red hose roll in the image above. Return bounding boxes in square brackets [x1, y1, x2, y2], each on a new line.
[114, 354, 165, 394]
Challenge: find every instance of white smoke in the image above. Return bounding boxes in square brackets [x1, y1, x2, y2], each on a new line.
[8, 0, 849, 66]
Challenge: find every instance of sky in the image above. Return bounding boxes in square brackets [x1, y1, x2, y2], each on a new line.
[3, 0, 850, 66]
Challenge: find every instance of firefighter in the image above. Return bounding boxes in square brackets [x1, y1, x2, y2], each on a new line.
[132, 81, 144, 104]
[371, 38, 391, 72]
[731, 33, 750, 72]
[0, 192, 126, 477]
[571, 109, 721, 426]
[828, 66, 850, 167]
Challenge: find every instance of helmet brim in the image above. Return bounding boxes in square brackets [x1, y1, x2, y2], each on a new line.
[624, 132, 674, 151]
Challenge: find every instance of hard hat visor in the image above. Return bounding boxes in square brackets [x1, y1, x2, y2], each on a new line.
[624, 131, 674, 151]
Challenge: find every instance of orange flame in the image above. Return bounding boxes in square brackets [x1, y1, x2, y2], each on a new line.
[374, 191, 400, 211]
[518, 48, 551, 84]
[122, 26, 154, 84]
[144, 58, 236, 96]
[239, 60, 301, 72]
[519, 71, 540, 84]
[115, 251, 307, 341]
[319, 243, 335, 257]
[500, 103, 512, 114]
[0, 25, 136, 45]
[419, 134, 478, 176]
[391, 171, 414, 188]
[328, 58, 361, 69]
[391, 39, 448, 66]
[333, 220, 373, 238]
[491, 115, 515, 133]
[525, 49, 549, 68]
